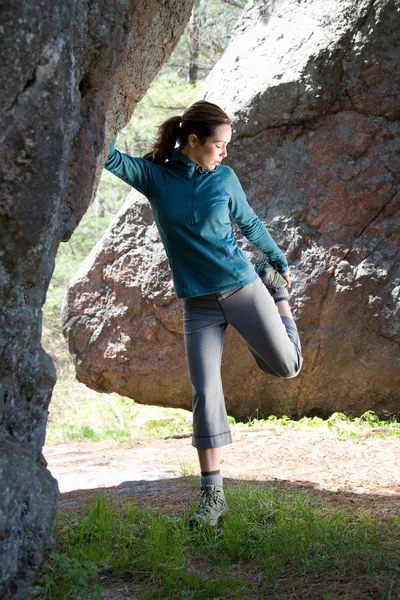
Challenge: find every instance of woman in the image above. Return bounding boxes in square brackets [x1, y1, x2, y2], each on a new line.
[104, 100, 302, 527]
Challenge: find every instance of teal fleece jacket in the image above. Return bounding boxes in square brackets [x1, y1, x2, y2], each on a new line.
[104, 138, 288, 299]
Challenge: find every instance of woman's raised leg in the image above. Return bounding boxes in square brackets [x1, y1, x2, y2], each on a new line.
[220, 278, 303, 379]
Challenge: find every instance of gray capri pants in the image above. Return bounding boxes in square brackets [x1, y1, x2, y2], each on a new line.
[182, 277, 303, 449]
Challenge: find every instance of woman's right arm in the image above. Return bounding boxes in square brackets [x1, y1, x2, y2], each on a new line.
[104, 136, 152, 197]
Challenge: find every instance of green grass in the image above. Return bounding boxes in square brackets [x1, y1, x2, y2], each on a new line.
[233, 411, 400, 440]
[36, 486, 400, 600]
[45, 372, 192, 445]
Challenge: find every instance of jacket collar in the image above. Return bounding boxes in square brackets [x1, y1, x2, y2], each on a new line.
[167, 146, 220, 175]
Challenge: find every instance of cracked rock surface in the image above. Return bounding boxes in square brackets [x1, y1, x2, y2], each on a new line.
[0, 1, 194, 598]
[62, 0, 400, 420]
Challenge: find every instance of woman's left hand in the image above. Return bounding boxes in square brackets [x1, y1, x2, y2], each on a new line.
[282, 272, 291, 289]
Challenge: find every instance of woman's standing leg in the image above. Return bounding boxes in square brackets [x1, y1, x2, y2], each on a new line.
[184, 322, 232, 448]
[183, 294, 234, 526]
[197, 447, 221, 472]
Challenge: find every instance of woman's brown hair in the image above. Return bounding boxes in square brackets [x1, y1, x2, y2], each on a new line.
[144, 100, 231, 164]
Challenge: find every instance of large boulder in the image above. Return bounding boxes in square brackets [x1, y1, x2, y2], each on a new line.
[0, 1, 194, 597]
[63, 0, 400, 420]
[202, 0, 400, 418]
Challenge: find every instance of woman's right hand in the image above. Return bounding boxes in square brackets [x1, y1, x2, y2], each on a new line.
[282, 272, 291, 289]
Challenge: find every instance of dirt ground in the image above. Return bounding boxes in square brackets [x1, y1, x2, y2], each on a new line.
[45, 427, 400, 517]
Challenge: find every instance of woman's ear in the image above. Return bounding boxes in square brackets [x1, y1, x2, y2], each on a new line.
[188, 133, 200, 148]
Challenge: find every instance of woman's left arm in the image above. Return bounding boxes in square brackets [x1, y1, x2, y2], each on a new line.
[227, 169, 289, 275]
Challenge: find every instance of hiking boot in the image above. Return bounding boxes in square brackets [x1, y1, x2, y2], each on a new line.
[189, 484, 228, 528]
[268, 285, 290, 302]
[255, 258, 289, 302]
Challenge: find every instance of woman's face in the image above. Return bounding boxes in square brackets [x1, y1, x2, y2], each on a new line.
[185, 123, 232, 171]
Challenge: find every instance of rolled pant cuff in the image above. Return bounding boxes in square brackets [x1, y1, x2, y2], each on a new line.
[192, 429, 233, 449]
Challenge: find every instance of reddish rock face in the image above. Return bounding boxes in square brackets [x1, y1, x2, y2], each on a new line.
[240, 113, 399, 419]
[0, 1, 194, 597]
[62, 0, 400, 421]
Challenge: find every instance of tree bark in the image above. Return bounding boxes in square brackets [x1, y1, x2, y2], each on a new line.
[188, 6, 201, 84]
[221, 0, 245, 9]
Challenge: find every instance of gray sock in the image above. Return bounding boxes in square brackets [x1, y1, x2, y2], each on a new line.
[201, 471, 223, 487]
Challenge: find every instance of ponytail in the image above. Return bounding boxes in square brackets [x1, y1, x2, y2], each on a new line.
[144, 101, 231, 164]
[143, 115, 182, 164]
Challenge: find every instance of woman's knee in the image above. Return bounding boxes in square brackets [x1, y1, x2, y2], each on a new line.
[269, 353, 303, 379]
[280, 354, 303, 379]
[280, 366, 301, 379]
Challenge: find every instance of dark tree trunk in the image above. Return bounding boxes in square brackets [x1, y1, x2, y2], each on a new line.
[188, 5, 201, 84]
